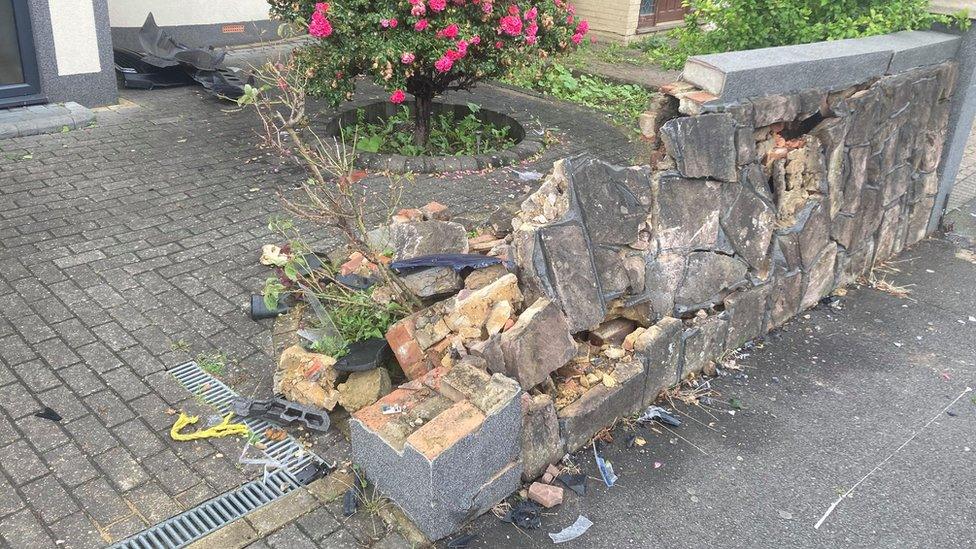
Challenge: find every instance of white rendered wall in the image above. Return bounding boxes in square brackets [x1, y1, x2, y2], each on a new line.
[107, 0, 270, 27]
[49, 0, 102, 75]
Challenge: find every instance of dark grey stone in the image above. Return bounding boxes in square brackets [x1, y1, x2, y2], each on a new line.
[752, 94, 800, 128]
[537, 221, 606, 333]
[557, 359, 645, 453]
[675, 252, 748, 312]
[681, 314, 728, 376]
[389, 220, 469, 261]
[635, 317, 683, 406]
[654, 175, 723, 252]
[660, 115, 738, 182]
[721, 182, 775, 276]
[724, 283, 771, 350]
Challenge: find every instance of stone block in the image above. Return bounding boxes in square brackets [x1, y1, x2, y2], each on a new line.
[660, 114, 738, 182]
[275, 346, 339, 411]
[769, 271, 803, 328]
[681, 314, 728, 376]
[589, 318, 639, 347]
[500, 298, 577, 390]
[337, 368, 392, 413]
[874, 204, 905, 262]
[796, 201, 830, 270]
[752, 94, 800, 128]
[633, 317, 683, 406]
[536, 221, 605, 332]
[801, 243, 838, 310]
[557, 359, 645, 453]
[642, 252, 687, 319]
[400, 267, 462, 298]
[655, 175, 724, 252]
[723, 283, 771, 350]
[904, 196, 935, 247]
[445, 273, 522, 337]
[350, 372, 521, 541]
[675, 252, 748, 312]
[721, 182, 775, 277]
[568, 159, 652, 246]
[467, 335, 505, 375]
[390, 221, 469, 261]
[520, 394, 564, 482]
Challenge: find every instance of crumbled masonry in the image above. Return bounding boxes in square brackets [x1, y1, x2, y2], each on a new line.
[348, 60, 957, 540]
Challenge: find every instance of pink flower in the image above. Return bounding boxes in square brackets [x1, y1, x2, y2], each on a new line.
[571, 32, 582, 44]
[380, 19, 390, 28]
[567, 4, 575, 15]
[401, 52, 416, 64]
[414, 18, 429, 31]
[390, 89, 406, 104]
[314, 2, 329, 13]
[524, 6, 537, 20]
[482, 2, 493, 13]
[576, 20, 589, 34]
[499, 15, 522, 36]
[456, 39, 469, 55]
[434, 56, 454, 72]
[309, 11, 333, 37]
[441, 23, 459, 38]
[508, 4, 520, 16]
[411, 4, 426, 16]
[495, 40, 504, 49]
[429, 0, 447, 11]
[446, 48, 463, 61]
[390, 18, 398, 28]
[470, 35, 481, 45]
[525, 22, 538, 39]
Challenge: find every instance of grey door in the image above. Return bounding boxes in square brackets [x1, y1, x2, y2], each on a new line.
[0, 0, 42, 106]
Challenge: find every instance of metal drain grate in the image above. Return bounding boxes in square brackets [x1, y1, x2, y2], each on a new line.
[110, 361, 328, 549]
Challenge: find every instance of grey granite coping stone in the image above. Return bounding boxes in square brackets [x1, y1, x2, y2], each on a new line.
[682, 30, 961, 101]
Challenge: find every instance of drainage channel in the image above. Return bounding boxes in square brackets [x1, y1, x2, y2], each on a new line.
[111, 361, 329, 549]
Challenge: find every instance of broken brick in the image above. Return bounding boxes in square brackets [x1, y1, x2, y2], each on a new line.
[527, 482, 563, 508]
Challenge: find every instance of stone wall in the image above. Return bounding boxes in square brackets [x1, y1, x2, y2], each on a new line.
[349, 32, 960, 542]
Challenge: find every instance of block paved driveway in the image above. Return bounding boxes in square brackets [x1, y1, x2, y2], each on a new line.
[0, 80, 633, 547]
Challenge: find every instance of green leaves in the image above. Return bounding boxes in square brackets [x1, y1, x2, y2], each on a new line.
[350, 106, 515, 156]
[642, 0, 963, 70]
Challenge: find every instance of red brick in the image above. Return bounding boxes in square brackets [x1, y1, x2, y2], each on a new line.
[421, 202, 450, 220]
[386, 316, 428, 380]
[527, 482, 563, 508]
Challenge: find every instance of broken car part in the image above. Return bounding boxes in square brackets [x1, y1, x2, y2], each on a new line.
[133, 13, 249, 100]
[292, 461, 333, 486]
[638, 405, 682, 427]
[333, 338, 392, 373]
[343, 488, 358, 516]
[548, 515, 593, 544]
[250, 294, 292, 320]
[555, 472, 586, 496]
[114, 48, 194, 90]
[230, 396, 331, 432]
[593, 442, 617, 488]
[390, 253, 503, 273]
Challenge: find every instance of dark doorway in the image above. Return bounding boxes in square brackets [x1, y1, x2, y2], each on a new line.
[638, 0, 687, 29]
[0, 0, 42, 107]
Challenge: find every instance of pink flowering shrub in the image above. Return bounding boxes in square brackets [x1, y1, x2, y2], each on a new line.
[269, 0, 588, 145]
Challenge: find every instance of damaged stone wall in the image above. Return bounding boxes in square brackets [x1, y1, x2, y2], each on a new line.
[348, 55, 958, 541]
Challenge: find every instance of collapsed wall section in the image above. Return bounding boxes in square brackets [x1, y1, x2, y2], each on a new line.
[349, 31, 960, 541]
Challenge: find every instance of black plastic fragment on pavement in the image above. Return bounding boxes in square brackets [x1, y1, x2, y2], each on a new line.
[556, 472, 587, 496]
[390, 253, 503, 273]
[333, 338, 392, 373]
[292, 461, 333, 486]
[230, 396, 331, 432]
[343, 488, 358, 516]
[34, 407, 62, 422]
[501, 500, 542, 529]
[249, 294, 292, 320]
[334, 273, 375, 290]
[114, 48, 195, 90]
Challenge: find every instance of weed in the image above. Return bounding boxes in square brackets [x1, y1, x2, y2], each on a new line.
[196, 352, 230, 376]
[349, 105, 516, 156]
[171, 339, 191, 353]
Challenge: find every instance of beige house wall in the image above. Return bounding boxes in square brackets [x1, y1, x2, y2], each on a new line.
[571, 0, 642, 43]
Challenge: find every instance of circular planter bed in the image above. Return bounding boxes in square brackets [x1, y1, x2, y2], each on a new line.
[319, 100, 544, 173]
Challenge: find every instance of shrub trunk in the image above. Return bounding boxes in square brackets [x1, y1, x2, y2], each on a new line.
[413, 94, 433, 147]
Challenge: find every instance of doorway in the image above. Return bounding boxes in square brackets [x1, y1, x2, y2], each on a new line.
[0, 0, 42, 107]
[638, 0, 687, 29]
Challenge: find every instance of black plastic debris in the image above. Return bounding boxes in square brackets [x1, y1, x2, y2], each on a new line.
[334, 338, 392, 373]
[502, 500, 542, 530]
[122, 13, 249, 100]
[230, 397, 331, 432]
[556, 472, 586, 496]
[343, 488, 358, 516]
[34, 407, 62, 422]
[334, 273, 375, 291]
[114, 48, 194, 90]
[447, 534, 477, 548]
[390, 254, 503, 273]
[292, 461, 333, 486]
[638, 405, 682, 427]
[250, 294, 292, 321]
[297, 253, 324, 277]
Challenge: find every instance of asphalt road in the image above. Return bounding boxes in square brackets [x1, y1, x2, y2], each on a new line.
[458, 236, 976, 549]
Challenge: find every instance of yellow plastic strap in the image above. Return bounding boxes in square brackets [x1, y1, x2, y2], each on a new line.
[170, 412, 250, 441]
